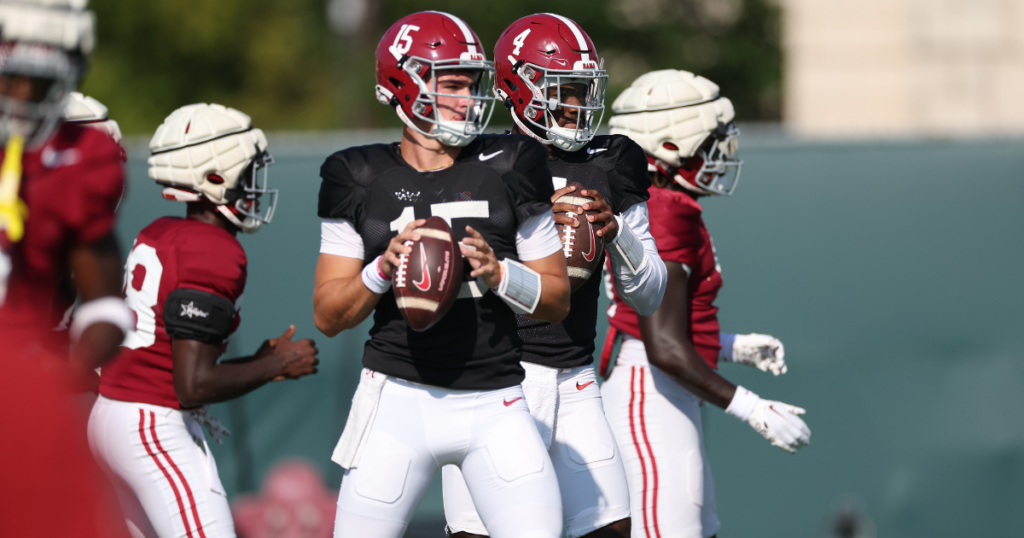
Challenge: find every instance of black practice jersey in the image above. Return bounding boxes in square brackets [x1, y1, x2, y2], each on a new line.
[318, 135, 554, 389]
[516, 135, 651, 369]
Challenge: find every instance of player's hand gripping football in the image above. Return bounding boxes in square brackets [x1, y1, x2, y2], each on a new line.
[257, 325, 320, 381]
[551, 185, 619, 241]
[732, 333, 787, 376]
[380, 219, 427, 277]
[747, 398, 811, 454]
[460, 226, 502, 289]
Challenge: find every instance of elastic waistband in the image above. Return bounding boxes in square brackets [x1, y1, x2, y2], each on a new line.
[94, 395, 183, 418]
[384, 375, 519, 400]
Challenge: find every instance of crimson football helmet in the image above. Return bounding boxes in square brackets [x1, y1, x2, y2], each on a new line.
[494, 14, 608, 152]
[375, 11, 494, 147]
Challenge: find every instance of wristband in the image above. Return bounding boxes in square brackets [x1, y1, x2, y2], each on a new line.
[606, 215, 646, 274]
[724, 385, 759, 422]
[493, 259, 542, 315]
[70, 297, 134, 342]
[361, 255, 392, 294]
[718, 332, 737, 361]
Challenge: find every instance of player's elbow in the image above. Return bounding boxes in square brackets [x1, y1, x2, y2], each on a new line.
[174, 376, 211, 408]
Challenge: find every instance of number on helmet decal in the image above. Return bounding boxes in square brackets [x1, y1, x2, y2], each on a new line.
[512, 29, 531, 56]
[389, 24, 420, 59]
[122, 242, 164, 350]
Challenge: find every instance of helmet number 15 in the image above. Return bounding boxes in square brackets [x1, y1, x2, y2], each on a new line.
[389, 24, 420, 59]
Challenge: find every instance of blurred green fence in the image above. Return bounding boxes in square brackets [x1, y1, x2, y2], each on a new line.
[115, 130, 1024, 537]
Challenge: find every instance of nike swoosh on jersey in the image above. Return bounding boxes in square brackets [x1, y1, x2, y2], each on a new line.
[479, 150, 504, 161]
[503, 397, 523, 406]
[586, 148, 608, 154]
[576, 381, 595, 390]
[412, 243, 431, 291]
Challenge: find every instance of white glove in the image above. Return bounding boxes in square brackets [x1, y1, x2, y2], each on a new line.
[720, 332, 787, 376]
[724, 386, 810, 454]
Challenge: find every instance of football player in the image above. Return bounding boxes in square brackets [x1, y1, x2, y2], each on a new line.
[89, 104, 320, 538]
[64, 91, 125, 160]
[442, 14, 667, 538]
[0, 0, 131, 376]
[313, 11, 571, 538]
[601, 69, 811, 538]
[0, 2, 131, 536]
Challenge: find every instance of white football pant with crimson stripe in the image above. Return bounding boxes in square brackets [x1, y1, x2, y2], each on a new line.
[88, 396, 235, 538]
[601, 336, 720, 538]
[442, 365, 631, 538]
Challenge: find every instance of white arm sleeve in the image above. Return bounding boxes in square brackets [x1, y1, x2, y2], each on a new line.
[515, 212, 563, 262]
[607, 202, 667, 316]
[320, 219, 365, 259]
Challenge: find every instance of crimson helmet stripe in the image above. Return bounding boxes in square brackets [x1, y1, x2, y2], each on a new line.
[544, 13, 590, 62]
[429, 10, 478, 55]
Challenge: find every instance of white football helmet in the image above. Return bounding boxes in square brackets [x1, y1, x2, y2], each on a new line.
[148, 103, 276, 234]
[0, 0, 94, 147]
[64, 91, 121, 144]
[610, 69, 742, 196]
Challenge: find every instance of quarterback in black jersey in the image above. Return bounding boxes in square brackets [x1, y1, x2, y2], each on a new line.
[442, 14, 668, 538]
[313, 12, 570, 538]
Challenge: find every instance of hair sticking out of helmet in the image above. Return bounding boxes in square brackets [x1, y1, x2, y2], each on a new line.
[610, 69, 742, 196]
[375, 11, 495, 147]
[0, 1, 95, 147]
[147, 103, 277, 233]
[493, 13, 608, 152]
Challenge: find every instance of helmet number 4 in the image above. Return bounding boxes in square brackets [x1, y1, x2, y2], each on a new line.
[512, 29, 531, 56]
[389, 24, 420, 59]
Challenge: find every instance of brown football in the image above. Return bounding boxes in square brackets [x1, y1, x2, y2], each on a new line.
[555, 183, 605, 293]
[393, 216, 464, 331]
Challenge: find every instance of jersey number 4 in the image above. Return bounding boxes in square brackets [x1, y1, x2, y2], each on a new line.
[122, 241, 163, 349]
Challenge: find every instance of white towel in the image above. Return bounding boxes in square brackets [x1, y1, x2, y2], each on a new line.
[520, 362, 560, 450]
[332, 368, 387, 469]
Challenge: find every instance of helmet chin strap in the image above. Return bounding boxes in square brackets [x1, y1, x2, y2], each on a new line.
[511, 112, 553, 146]
[215, 204, 261, 234]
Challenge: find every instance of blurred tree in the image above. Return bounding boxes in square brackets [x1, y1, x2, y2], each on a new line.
[82, 0, 779, 134]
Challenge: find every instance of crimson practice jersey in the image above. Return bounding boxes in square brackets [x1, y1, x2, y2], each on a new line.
[99, 217, 246, 409]
[516, 135, 650, 368]
[608, 187, 723, 367]
[318, 135, 554, 390]
[0, 124, 125, 357]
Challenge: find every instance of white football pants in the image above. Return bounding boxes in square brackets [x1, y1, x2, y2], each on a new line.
[443, 365, 631, 538]
[333, 377, 562, 538]
[88, 396, 235, 538]
[601, 336, 721, 538]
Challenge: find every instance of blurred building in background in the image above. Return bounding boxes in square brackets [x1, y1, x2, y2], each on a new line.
[782, 0, 1024, 138]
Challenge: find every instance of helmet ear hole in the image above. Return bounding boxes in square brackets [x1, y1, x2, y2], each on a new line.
[662, 141, 679, 151]
[207, 174, 225, 185]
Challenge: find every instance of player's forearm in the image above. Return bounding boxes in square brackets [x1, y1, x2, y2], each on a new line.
[177, 355, 281, 407]
[522, 273, 570, 323]
[313, 277, 380, 336]
[71, 322, 125, 370]
[645, 338, 736, 409]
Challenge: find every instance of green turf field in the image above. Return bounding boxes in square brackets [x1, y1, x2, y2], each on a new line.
[116, 131, 1024, 537]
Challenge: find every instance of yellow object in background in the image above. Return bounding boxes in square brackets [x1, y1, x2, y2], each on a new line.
[0, 134, 28, 243]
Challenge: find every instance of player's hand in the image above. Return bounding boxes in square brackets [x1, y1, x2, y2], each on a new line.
[460, 226, 502, 289]
[257, 325, 319, 381]
[746, 398, 810, 454]
[551, 186, 619, 241]
[380, 219, 426, 278]
[732, 333, 787, 375]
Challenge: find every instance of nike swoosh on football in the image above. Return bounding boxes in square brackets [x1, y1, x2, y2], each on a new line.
[412, 242, 431, 291]
[479, 150, 504, 161]
[576, 381, 595, 390]
[503, 397, 523, 406]
[581, 220, 597, 262]
[586, 148, 608, 154]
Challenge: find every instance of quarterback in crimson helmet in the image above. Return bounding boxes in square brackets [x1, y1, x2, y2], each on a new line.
[602, 69, 811, 538]
[314, 11, 571, 538]
[443, 14, 668, 538]
[90, 103, 319, 538]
